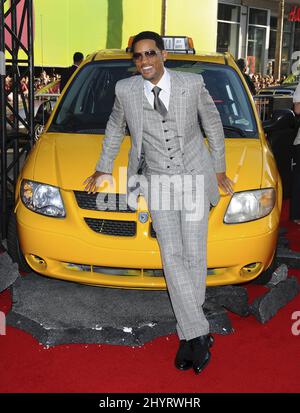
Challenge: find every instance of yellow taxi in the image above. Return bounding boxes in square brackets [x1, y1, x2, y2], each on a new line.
[8, 37, 284, 290]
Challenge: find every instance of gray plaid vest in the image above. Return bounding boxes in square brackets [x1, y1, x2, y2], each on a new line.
[142, 93, 185, 175]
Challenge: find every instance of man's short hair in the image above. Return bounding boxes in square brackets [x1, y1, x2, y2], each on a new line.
[73, 52, 84, 64]
[236, 58, 246, 72]
[132, 31, 165, 52]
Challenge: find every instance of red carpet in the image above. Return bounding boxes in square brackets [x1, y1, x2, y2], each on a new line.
[0, 200, 300, 393]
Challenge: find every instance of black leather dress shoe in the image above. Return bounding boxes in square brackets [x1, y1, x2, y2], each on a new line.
[174, 340, 193, 370]
[189, 334, 214, 375]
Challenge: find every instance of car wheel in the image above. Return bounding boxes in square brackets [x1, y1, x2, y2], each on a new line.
[34, 123, 44, 141]
[7, 213, 32, 273]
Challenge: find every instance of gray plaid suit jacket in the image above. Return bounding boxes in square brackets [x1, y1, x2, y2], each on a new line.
[96, 69, 226, 206]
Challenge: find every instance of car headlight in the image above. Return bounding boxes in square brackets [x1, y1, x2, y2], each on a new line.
[20, 180, 66, 217]
[224, 188, 275, 224]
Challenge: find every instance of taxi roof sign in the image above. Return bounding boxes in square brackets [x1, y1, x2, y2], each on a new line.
[163, 36, 195, 54]
[126, 35, 195, 54]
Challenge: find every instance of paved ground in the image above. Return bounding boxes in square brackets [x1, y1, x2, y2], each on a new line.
[1, 228, 300, 347]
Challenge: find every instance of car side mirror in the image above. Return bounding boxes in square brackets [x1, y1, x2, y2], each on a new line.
[35, 100, 53, 125]
[263, 109, 295, 133]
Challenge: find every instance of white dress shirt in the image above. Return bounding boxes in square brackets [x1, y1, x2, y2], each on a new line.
[143, 68, 171, 110]
[293, 82, 300, 145]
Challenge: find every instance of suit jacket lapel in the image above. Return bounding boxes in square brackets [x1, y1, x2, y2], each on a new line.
[130, 71, 187, 158]
[130, 76, 144, 159]
[169, 70, 187, 150]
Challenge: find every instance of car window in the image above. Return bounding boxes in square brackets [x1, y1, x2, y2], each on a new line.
[49, 59, 258, 138]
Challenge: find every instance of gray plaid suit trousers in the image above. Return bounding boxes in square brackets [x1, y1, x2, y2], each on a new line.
[146, 174, 210, 341]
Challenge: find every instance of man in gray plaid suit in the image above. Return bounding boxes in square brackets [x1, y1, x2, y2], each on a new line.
[84, 31, 233, 374]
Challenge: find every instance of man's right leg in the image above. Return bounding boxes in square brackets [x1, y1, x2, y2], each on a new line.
[150, 207, 209, 341]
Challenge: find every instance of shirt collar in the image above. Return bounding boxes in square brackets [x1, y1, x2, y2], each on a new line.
[144, 68, 171, 94]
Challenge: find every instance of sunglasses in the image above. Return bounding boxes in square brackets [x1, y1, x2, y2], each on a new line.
[132, 49, 160, 62]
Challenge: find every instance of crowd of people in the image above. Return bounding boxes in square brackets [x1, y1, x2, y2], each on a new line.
[251, 73, 287, 91]
[5, 52, 286, 100]
[5, 70, 286, 97]
[4, 52, 86, 102]
[4, 69, 286, 101]
[236, 58, 287, 95]
[4, 55, 290, 102]
[4, 69, 61, 102]
[34, 70, 60, 92]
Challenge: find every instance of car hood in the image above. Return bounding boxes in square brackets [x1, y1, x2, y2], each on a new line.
[29, 133, 263, 192]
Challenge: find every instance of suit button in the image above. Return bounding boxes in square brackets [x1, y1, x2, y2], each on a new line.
[162, 120, 166, 123]
[166, 139, 170, 142]
[168, 148, 171, 150]
[170, 157, 174, 160]
[167, 165, 170, 169]
[164, 130, 168, 132]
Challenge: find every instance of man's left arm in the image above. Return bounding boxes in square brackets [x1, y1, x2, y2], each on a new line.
[196, 76, 234, 195]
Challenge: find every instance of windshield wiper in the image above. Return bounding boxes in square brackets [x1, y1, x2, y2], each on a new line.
[48, 124, 79, 133]
[223, 125, 247, 137]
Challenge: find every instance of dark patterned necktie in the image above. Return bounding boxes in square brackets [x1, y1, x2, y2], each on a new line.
[152, 86, 168, 118]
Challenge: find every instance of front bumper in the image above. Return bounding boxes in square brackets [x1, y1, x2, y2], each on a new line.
[16, 189, 280, 290]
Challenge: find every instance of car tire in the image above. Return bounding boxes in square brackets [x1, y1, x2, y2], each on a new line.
[7, 213, 32, 273]
[34, 123, 44, 141]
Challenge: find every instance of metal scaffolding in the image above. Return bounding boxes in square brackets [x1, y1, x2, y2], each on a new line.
[0, 0, 34, 239]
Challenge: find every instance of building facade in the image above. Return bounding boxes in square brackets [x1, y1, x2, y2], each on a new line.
[28, 0, 218, 67]
[5, 0, 299, 77]
[217, 0, 300, 76]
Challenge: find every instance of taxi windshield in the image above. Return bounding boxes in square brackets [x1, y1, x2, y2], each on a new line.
[49, 59, 258, 138]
